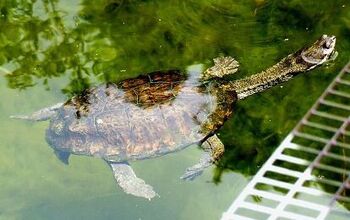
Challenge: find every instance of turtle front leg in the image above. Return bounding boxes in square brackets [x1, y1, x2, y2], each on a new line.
[107, 161, 158, 200]
[180, 134, 224, 181]
[10, 102, 64, 121]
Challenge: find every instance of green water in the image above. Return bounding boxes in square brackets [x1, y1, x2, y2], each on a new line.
[1, 0, 350, 219]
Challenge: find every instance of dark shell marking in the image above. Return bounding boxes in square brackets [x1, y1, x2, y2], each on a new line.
[46, 70, 237, 162]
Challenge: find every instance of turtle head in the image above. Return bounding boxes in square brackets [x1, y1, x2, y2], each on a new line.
[300, 34, 336, 70]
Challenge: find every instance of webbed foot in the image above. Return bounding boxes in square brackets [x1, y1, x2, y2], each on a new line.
[180, 135, 224, 181]
[107, 161, 158, 200]
[202, 56, 239, 80]
[180, 153, 212, 181]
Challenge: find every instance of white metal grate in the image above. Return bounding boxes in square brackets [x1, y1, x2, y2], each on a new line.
[222, 60, 350, 220]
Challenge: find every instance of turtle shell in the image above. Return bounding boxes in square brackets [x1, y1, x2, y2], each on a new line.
[46, 69, 237, 162]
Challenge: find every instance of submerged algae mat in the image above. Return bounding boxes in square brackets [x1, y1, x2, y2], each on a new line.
[1, 0, 350, 219]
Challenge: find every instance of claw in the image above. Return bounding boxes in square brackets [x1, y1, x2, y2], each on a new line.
[180, 153, 212, 181]
[180, 167, 204, 181]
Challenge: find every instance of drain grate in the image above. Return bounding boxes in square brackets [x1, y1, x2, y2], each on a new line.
[222, 61, 350, 220]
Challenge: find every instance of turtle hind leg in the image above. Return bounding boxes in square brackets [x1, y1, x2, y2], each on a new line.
[180, 134, 224, 181]
[107, 161, 158, 200]
[10, 102, 64, 121]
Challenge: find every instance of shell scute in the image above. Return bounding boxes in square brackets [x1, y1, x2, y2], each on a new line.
[47, 70, 236, 161]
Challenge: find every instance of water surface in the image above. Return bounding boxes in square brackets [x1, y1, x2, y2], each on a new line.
[1, 0, 350, 219]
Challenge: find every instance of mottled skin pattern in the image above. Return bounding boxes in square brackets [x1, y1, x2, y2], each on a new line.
[46, 70, 237, 162]
[225, 35, 337, 99]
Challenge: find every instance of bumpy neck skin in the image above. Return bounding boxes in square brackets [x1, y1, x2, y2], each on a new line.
[222, 53, 309, 99]
[221, 35, 336, 100]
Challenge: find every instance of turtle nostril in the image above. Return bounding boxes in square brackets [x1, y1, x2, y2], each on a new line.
[323, 42, 331, 49]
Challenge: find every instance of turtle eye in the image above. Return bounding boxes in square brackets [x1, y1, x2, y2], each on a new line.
[323, 41, 330, 49]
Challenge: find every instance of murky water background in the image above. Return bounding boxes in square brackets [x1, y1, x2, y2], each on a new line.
[1, 0, 350, 219]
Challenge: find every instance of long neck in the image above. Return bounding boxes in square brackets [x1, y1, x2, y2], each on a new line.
[223, 53, 311, 100]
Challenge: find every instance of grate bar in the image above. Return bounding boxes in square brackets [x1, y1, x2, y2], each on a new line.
[268, 165, 304, 178]
[308, 176, 343, 188]
[221, 214, 254, 220]
[342, 130, 350, 136]
[335, 194, 350, 203]
[222, 61, 350, 220]
[268, 111, 349, 220]
[302, 121, 338, 133]
[329, 89, 350, 99]
[323, 152, 350, 163]
[311, 110, 347, 122]
[276, 154, 311, 165]
[286, 145, 321, 155]
[320, 99, 350, 111]
[239, 201, 317, 220]
[285, 144, 320, 155]
[250, 189, 329, 211]
[293, 131, 330, 144]
[336, 78, 350, 86]
[330, 170, 350, 206]
[334, 141, 350, 149]
[314, 163, 350, 175]
[257, 177, 294, 190]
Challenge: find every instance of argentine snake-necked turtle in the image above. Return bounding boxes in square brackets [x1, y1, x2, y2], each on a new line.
[12, 35, 337, 199]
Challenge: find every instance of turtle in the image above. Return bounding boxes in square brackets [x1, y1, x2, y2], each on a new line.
[11, 34, 336, 200]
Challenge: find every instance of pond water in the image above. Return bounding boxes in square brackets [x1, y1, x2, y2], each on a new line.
[1, 0, 350, 219]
